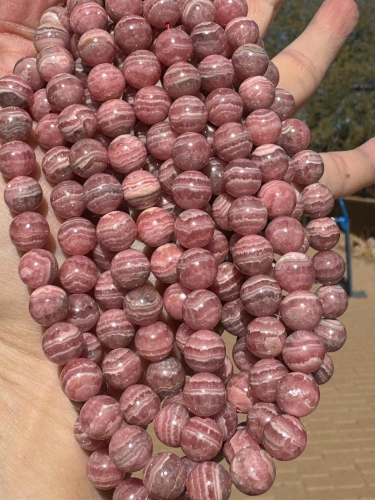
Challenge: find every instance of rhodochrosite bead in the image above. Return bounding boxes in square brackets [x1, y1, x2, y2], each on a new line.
[306, 217, 340, 251]
[172, 170, 212, 209]
[82, 332, 103, 364]
[0, 141, 36, 179]
[276, 372, 320, 417]
[113, 479, 149, 500]
[14, 56, 45, 90]
[213, 122, 252, 162]
[316, 285, 348, 319]
[36, 113, 67, 149]
[169, 96, 208, 134]
[147, 124, 179, 161]
[225, 17, 259, 48]
[0, 74, 33, 108]
[302, 183, 334, 219]
[313, 353, 334, 385]
[214, 0, 248, 27]
[66, 293, 100, 331]
[4, 176, 42, 214]
[265, 216, 305, 255]
[257, 180, 297, 218]
[146, 357, 185, 398]
[59, 255, 98, 293]
[249, 358, 288, 402]
[97, 212, 137, 252]
[313, 250, 346, 285]
[124, 285, 163, 326]
[177, 247, 218, 290]
[205, 88, 243, 127]
[263, 414, 307, 461]
[181, 417, 223, 461]
[282, 331, 325, 373]
[96, 309, 135, 349]
[105, 0, 143, 22]
[184, 330, 225, 372]
[247, 402, 282, 443]
[163, 283, 189, 320]
[0, 107, 32, 142]
[315, 318, 347, 352]
[205, 228, 229, 263]
[183, 372, 226, 417]
[252, 144, 289, 183]
[230, 448, 276, 496]
[102, 348, 142, 390]
[120, 384, 160, 426]
[277, 118, 311, 155]
[226, 372, 259, 413]
[232, 235, 274, 277]
[86, 448, 124, 490]
[122, 170, 161, 209]
[222, 299, 252, 337]
[183, 290, 222, 329]
[9, 212, 50, 251]
[109, 426, 153, 472]
[94, 271, 127, 310]
[83, 173, 122, 214]
[212, 400, 237, 440]
[175, 209, 215, 248]
[29, 285, 68, 325]
[42, 322, 83, 364]
[114, 15, 153, 54]
[240, 275, 282, 317]
[135, 321, 174, 361]
[223, 159, 262, 198]
[97, 100, 135, 138]
[59, 105, 97, 144]
[186, 462, 232, 500]
[151, 243, 184, 283]
[173, 132, 211, 171]
[60, 358, 103, 402]
[209, 262, 244, 302]
[228, 196, 267, 235]
[18, 249, 58, 288]
[274, 252, 315, 292]
[246, 316, 286, 358]
[163, 62, 201, 99]
[292, 150, 324, 185]
[58, 217, 97, 255]
[154, 403, 190, 447]
[111, 249, 150, 289]
[42, 146, 72, 183]
[280, 290, 323, 331]
[74, 419, 109, 452]
[123, 50, 161, 89]
[50, 181, 85, 219]
[223, 427, 260, 463]
[143, 452, 187, 500]
[155, 28, 193, 66]
[232, 44, 268, 81]
[70, 2, 107, 36]
[136, 207, 175, 247]
[80, 395, 122, 440]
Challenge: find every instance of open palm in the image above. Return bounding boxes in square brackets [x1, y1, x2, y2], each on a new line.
[0, 1, 373, 499]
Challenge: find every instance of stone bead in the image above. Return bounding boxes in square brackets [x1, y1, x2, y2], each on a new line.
[143, 452, 187, 500]
[279, 290, 322, 332]
[211, 401, 237, 441]
[57, 217, 96, 255]
[244, 109, 281, 147]
[232, 45, 268, 82]
[172, 133, 210, 172]
[109, 426, 153, 472]
[41, 146, 72, 183]
[123, 50, 161, 90]
[14, 56, 44, 91]
[204, 230, 228, 265]
[18, 249, 57, 290]
[315, 318, 347, 352]
[82, 332, 103, 364]
[298, 228, 310, 254]
[181, 417, 222, 462]
[59, 255, 98, 294]
[183, 286, 223, 327]
[97, 212, 136, 254]
[306, 217, 340, 251]
[221, 299, 252, 337]
[225, 17, 259, 48]
[0, 141, 35, 179]
[70, 2, 107, 36]
[230, 448, 275, 496]
[155, 29, 192, 69]
[80, 395, 122, 440]
[313, 250, 346, 285]
[276, 371, 320, 417]
[9, 212, 49, 252]
[263, 414, 307, 461]
[33, 23, 70, 52]
[163, 283, 188, 321]
[58, 106, 97, 145]
[120, 384, 160, 426]
[291, 189, 305, 220]
[270, 88, 296, 121]
[232, 337, 259, 372]
[74, 418, 108, 452]
[146, 357, 185, 398]
[184, 329, 225, 372]
[0, 107, 32, 143]
[292, 150, 324, 185]
[96, 101, 135, 139]
[190, 21, 227, 59]
[169, 96, 208, 134]
[113, 479, 149, 500]
[159, 159, 181, 194]
[302, 183, 334, 219]
[92, 243, 115, 271]
[36, 113, 67, 149]
[164, 392, 187, 408]
[223, 160, 261, 200]
[265, 216, 305, 256]
[198, 55, 234, 92]
[60, 358, 103, 401]
[227, 196, 267, 238]
[50, 181, 85, 219]
[174, 209, 214, 250]
[42, 322, 83, 365]
[78, 29, 116, 66]
[210, 193, 233, 231]
[213, 355, 233, 385]
[147, 124, 179, 162]
[163, 62, 201, 99]
[94, 271, 126, 310]
[46, 73, 84, 111]
[172, 171, 212, 210]
[4, 176, 42, 214]
[313, 353, 334, 385]
[249, 359, 288, 403]
[0, 74, 33, 109]
[86, 448, 124, 490]
[83, 174, 122, 215]
[183, 372, 226, 417]
[214, 0, 248, 27]
[133, 86, 172, 125]
[240, 275, 282, 317]
[88, 64, 126, 102]
[111, 249, 150, 289]
[66, 293, 100, 331]
[114, 15, 153, 54]
[223, 427, 259, 463]
[274, 252, 314, 293]
[181, 0, 216, 29]
[239, 77, 275, 114]
[102, 348, 142, 390]
[316, 285, 348, 319]
[246, 402, 282, 444]
[135, 321, 174, 362]
[96, 309, 134, 349]
[143, 0, 181, 28]
[157, 192, 183, 219]
[187, 462, 231, 500]
[175, 323, 195, 353]
[257, 180, 296, 218]
[226, 372, 259, 413]
[136, 208, 174, 248]
[246, 316, 286, 359]
[122, 170, 161, 210]
[209, 263, 244, 302]
[205, 89, 242, 129]
[232, 235, 273, 277]
[105, 0, 142, 22]
[277, 118, 311, 155]
[154, 403, 190, 447]
[108, 136, 147, 175]
[282, 331, 325, 374]
[151, 244, 183, 283]
[250, 144, 290, 184]
[213, 122, 252, 162]
[177, 248, 218, 290]
[124, 285, 163, 326]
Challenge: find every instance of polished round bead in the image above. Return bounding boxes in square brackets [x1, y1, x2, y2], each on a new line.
[0, 141, 35, 179]
[135, 321, 174, 362]
[213, 122, 252, 162]
[86, 448, 124, 490]
[280, 290, 323, 331]
[211, 401, 237, 441]
[232, 235, 273, 277]
[41, 146, 72, 183]
[292, 150, 324, 185]
[291, 189, 305, 220]
[213, 355, 233, 385]
[164, 62, 201, 99]
[57, 217, 96, 255]
[240, 275, 282, 317]
[183, 372, 226, 417]
[191, 21, 227, 59]
[244, 109, 281, 146]
[283, 331, 325, 374]
[111, 249, 150, 289]
[146, 124, 179, 162]
[120, 384, 160, 426]
[155, 28, 193, 67]
[143, 0, 181, 28]
[50, 180, 85, 219]
[230, 448, 275, 496]
[105, 0, 142, 22]
[134, 86, 172, 125]
[163, 283, 188, 321]
[263, 414, 307, 461]
[59, 255, 98, 294]
[221, 299, 252, 337]
[181, 417, 222, 462]
[146, 357, 185, 398]
[33, 22, 70, 52]
[173, 132, 210, 172]
[316, 285, 348, 319]
[83, 174, 122, 215]
[9, 212, 49, 252]
[124, 285, 163, 326]
[74, 418, 108, 452]
[246, 316, 286, 359]
[187, 462, 231, 500]
[143, 452, 187, 500]
[313, 353, 334, 385]
[169, 96, 208, 134]
[82, 332, 103, 364]
[60, 358, 103, 401]
[252, 144, 289, 183]
[239, 76, 275, 112]
[14, 56, 45, 90]
[223, 159, 261, 199]
[18, 249, 58, 289]
[302, 183, 335, 219]
[270, 88, 296, 120]
[181, 0, 216, 30]
[36, 113, 66, 149]
[265, 216, 305, 256]
[226, 372, 259, 413]
[113, 479, 150, 500]
[114, 15, 152, 53]
[150, 244, 183, 283]
[87, 63, 125, 101]
[78, 29, 116, 66]
[232, 337, 259, 372]
[80, 395, 122, 440]
[159, 159, 181, 194]
[102, 348, 142, 390]
[264, 60, 280, 86]
[0, 107, 32, 143]
[109, 426, 153, 472]
[172, 171, 212, 211]
[66, 293, 100, 331]
[4, 176, 42, 214]
[214, 0, 248, 27]
[177, 247, 218, 290]
[232, 44, 268, 82]
[58, 105, 97, 144]
[94, 271, 127, 310]
[198, 55, 234, 92]
[96, 309, 134, 349]
[136, 207, 174, 248]
[0, 74, 33, 108]
[183, 289, 222, 330]
[176, 323, 195, 353]
[204, 229, 228, 264]
[225, 17, 259, 48]
[246, 402, 282, 444]
[123, 50, 161, 89]
[257, 180, 297, 218]
[122, 170, 161, 210]
[227, 196, 267, 237]
[97, 100, 135, 138]
[209, 263, 244, 302]
[276, 372, 320, 417]
[70, 2, 107, 36]
[42, 322, 83, 364]
[313, 250, 345, 285]
[108, 135, 147, 174]
[223, 426, 259, 463]
[315, 318, 347, 352]
[184, 329, 225, 372]
[46, 73, 84, 111]
[92, 243, 115, 271]
[277, 118, 311, 155]
[205, 88, 243, 128]
[175, 209, 214, 249]
[306, 217, 340, 251]
[154, 403, 190, 447]
[210, 192, 233, 231]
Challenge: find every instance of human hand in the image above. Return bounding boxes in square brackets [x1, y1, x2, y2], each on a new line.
[0, 1, 371, 499]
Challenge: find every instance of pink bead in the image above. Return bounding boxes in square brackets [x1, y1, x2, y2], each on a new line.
[225, 17, 259, 48]
[86, 448, 124, 490]
[97, 100, 135, 138]
[163, 283, 189, 321]
[276, 372, 320, 417]
[146, 123, 179, 161]
[313, 353, 334, 385]
[50, 181, 85, 219]
[113, 479, 149, 500]
[33, 22, 70, 52]
[135, 321, 174, 361]
[36, 113, 67, 149]
[0, 74, 33, 108]
[18, 249, 58, 289]
[154, 403, 190, 447]
[306, 217, 340, 251]
[136, 207, 174, 247]
[265, 216, 305, 256]
[4, 176, 42, 214]
[249, 359, 288, 402]
[211, 192, 234, 230]
[143, 0, 181, 28]
[134, 86, 172, 125]
[274, 252, 315, 292]
[181, 0, 216, 30]
[42, 322, 83, 364]
[163, 62, 201, 99]
[78, 29, 116, 66]
[82, 332, 103, 364]
[246, 316, 286, 358]
[96, 309, 135, 349]
[57, 217, 96, 255]
[92, 243, 115, 271]
[316, 285, 348, 319]
[46, 73, 84, 111]
[74, 418, 108, 451]
[277, 118, 311, 155]
[172, 171, 212, 210]
[60, 358, 103, 401]
[175, 209, 214, 249]
[164, 392, 187, 408]
[83, 173, 122, 215]
[14, 56, 45, 90]
[109, 426, 153, 472]
[223, 427, 259, 463]
[108, 135, 147, 174]
[257, 180, 297, 218]
[155, 28, 193, 66]
[169, 96, 208, 134]
[263, 414, 307, 461]
[282, 331, 325, 374]
[247, 402, 282, 444]
[159, 159, 181, 194]
[204, 228, 228, 264]
[223, 159, 261, 198]
[211, 401, 237, 441]
[198, 55, 234, 92]
[184, 329, 225, 372]
[209, 263, 244, 302]
[213, 355, 233, 385]
[228, 196, 267, 236]
[114, 15, 153, 53]
[9, 212, 49, 252]
[187, 462, 231, 500]
[177, 247, 218, 290]
[124, 285, 163, 326]
[226, 372, 259, 413]
[315, 318, 347, 352]
[122, 170, 161, 210]
[70, 2, 107, 36]
[94, 270, 127, 309]
[232, 235, 273, 277]
[143, 452, 187, 499]
[172, 132, 211, 171]
[302, 183, 334, 219]
[123, 50, 161, 89]
[87, 63, 125, 101]
[213, 0, 248, 27]
[270, 88, 295, 120]
[213, 122, 252, 162]
[183, 372, 226, 417]
[42, 146, 72, 183]
[0, 141, 35, 179]
[239, 76, 275, 113]
[146, 357, 185, 398]
[106, 0, 142, 22]
[230, 447, 275, 495]
[244, 109, 281, 146]
[0, 106, 32, 143]
[111, 249, 150, 289]
[80, 395, 122, 440]
[102, 348, 142, 390]
[97, 212, 136, 253]
[59, 255, 98, 294]
[205, 88, 243, 128]
[280, 290, 323, 331]
[251, 144, 288, 184]
[176, 323, 195, 353]
[232, 44, 268, 81]
[150, 243, 183, 284]
[181, 417, 222, 461]
[240, 275, 282, 317]
[66, 293, 100, 331]
[58, 106, 97, 144]
[191, 21, 227, 59]
[183, 289, 222, 329]
[232, 337, 259, 372]
[291, 188, 305, 220]
[120, 384, 160, 426]
[292, 150, 324, 185]
[222, 299, 252, 337]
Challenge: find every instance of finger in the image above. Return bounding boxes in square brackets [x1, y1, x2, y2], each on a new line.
[320, 138, 375, 199]
[247, 0, 284, 37]
[273, 0, 359, 110]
